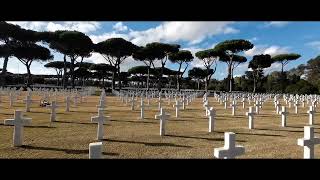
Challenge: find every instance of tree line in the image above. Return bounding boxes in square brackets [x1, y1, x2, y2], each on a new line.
[2, 21, 317, 94]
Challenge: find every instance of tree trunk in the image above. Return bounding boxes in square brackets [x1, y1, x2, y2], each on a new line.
[228, 64, 232, 92]
[112, 71, 115, 89]
[197, 80, 200, 90]
[0, 55, 9, 87]
[70, 57, 75, 88]
[158, 64, 164, 91]
[253, 76, 256, 93]
[177, 75, 180, 91]
[26, 64, 32, 89]
[205, 77, 209, 92]
[281, 63, 285, 93]
[147, 67, 150, 91]
[63, 55, 67, 89]
[117, 62, 121, 90]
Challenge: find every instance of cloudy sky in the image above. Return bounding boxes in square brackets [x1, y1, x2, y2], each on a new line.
[2, 21, 320, 80]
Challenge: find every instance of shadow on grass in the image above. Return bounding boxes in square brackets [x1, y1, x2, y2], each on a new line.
[69, 110, 97, 114]
[0, 113, 14, 115]
[110, 119, 157, 124]
[103, 139, 192, 148]
[165, 134, 226, 142]
[0, 124, 54, 129]
[26, 111, 50, 114]
[20, 145, 119, 156]
[254, 128, 303, 133]
[256, 115, 278, 118]
[54, 120, 94, 125]
[215, 130, 285, 137]
[25, 125, 56, 129]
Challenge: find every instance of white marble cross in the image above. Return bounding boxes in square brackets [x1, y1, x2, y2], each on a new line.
[173, 100, 182, 118]
[89, 142, 103, 159]
[288, 98, 293, 108]
[9, 92, 14, 107]
[302, 99, 306, 108]
[276, 100, 281, 115]
[65, 96, 70, 112]
[140, 97, 145, 119]
[4, 110, 32, 147]
[255, 100, 262, 115]
[280, 106, 288, 127]
[130, 96, 135, 110]
[157, 95, 163, 110]
[73, 94, 79, 107]
[224, 99, 227, 109]
[182, 95, 187, 110]
[96, 99, 105, 109]
[167, 94, 172, 105]
[297, 126, 320, 159]
[307, 106, 315, 125]
[203, 100, 210, 117]
[208, 107, 215, 132]
[24, 95, 32, 112]
[91, 108, 110, 140]
[47, 101, 59, 122]
[230, 100, 237, 116]
[155, 108, 170, 136]
[294, 101, 300, 114]
[312, 100, 317, 108]
[241, 98, 246, 109]
[246, 106, 256, 129]
[214, 132, 245, 159]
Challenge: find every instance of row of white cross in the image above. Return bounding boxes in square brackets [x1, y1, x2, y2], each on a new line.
[1, 89, 320, 159]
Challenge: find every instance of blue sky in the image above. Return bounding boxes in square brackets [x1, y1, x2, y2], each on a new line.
[2, 21, 320, 80]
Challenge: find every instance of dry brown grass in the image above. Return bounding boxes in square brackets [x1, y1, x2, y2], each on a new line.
[0, 92, 319, 159]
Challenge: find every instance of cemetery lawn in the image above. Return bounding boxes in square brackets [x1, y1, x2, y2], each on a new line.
[0, 94, 319, 158]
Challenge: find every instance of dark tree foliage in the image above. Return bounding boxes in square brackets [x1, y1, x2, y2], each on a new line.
[169, 50, 193, 91]
[74, 67, 92, 86]
[0, 21, 48, 86]
[195, 49, 221, 91]
[272, 53, 301, 73]
[144, 42, 180, 90]
[128, 66, 150, 75]
[214, 39, 254, 92]
[248, 54, 272, 92]
[132, 46, 158, 90]
[12, 43, 53, 87]
[94, 38, 139, 90]
[89, 63, 116, 88]
[271, 53, 301, 92]
[47, 30, 93, 88]
[44, 61, 70, 86]
[188, 67, 209, 90]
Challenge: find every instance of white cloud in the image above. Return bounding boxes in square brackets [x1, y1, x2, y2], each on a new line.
[244, 45, 290, 57]
[264, 46, 290, 56]
[182, 46, 205, 68]
[113, 22, 128, 32]
[4, 57, 56, 75]
[89, 32, 130, 44]
[264, 63, 282, 74]
[248, 37, 258, 42]
[7, 21, 101, 33]
[133, 21, 239, 46]
[265, 21, 290, 28]
[85, 53, 152, 72]
[306, 41, 320, 51]
[7, 21, 48, 31]
[91, 21, 239, 46]
[86, 53, 107, 64]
